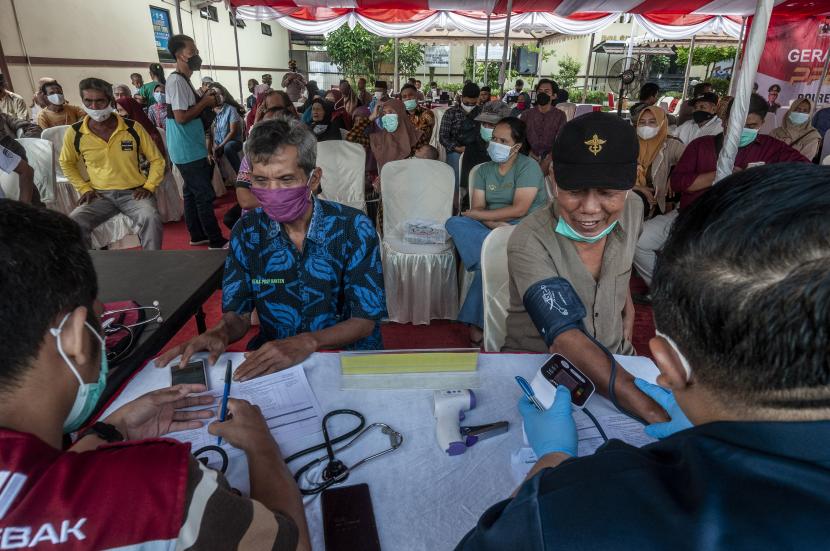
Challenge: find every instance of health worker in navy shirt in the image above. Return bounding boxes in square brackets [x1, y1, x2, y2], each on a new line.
[160, 117, 386, 381]
[456, 163, 830, 550]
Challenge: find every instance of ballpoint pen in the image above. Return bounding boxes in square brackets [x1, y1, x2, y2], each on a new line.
[515, 376, 545, 412]
[217, 360, 233, 445]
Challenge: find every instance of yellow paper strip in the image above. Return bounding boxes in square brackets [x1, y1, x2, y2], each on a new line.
[341, 351, 479, 374]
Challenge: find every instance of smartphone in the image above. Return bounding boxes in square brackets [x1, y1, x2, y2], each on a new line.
[322, 484, 381, 551]
[171, 359, 208, 387]
[539, 353, 595, 408]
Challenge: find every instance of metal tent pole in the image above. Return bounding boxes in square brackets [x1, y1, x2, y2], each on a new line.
[583, 32, 596, 101]
[715, 0, 774, 182]
[232, 9, 244, 105]
[728, 17, 748, 97]
[498, 0, 513, 97]
[175, 0, 184, 34]
[394, 37, 400, 94]
[484, 13, 491, 86]
[680, 35, 696, 103]
[812, 46, 830, 116]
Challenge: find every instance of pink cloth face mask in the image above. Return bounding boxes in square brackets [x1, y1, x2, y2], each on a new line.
[250, 172, 313, 223]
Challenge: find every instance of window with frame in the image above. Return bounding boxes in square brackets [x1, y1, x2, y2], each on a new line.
[200, 5, 218, 22]
[229, 12, 246, 28]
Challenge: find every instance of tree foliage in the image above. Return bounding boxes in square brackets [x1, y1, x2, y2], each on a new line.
[554, 54, 581, 89]
[324, 25, 424, 84]
[675, 45, 737, 80]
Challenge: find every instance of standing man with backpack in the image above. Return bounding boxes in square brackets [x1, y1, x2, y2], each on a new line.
[59, 78, 164, 250]
[165, 34, 227, 249]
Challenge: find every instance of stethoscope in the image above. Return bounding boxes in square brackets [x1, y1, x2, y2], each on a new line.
[100, 301, 163, 363]
[286, 410, 404, 496]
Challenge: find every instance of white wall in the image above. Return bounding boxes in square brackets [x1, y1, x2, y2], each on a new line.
[0, 0, 290, 106]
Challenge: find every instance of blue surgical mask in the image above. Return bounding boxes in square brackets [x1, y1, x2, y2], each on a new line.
[480, 126, 494, 142]
[382, 113, 399, 133]
[403, 99, 417, 111]
[555, 216, 617, 243]
[788, 111, 809, 125]
[153, 91, 166, 104]
[739, 127, 758, 148]
[487, 141, 514, 163]
[51, 313, 109, 433]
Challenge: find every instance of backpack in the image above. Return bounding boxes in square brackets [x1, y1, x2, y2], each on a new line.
[72, 117, 142, 170]
[168, 71, 216, 133]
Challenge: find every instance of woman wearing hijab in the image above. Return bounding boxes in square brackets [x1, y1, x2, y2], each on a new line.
[338, 80, 361, 115]
[632, 105, 685, 219]
[300, 81, 322, 124]
[324, 89, 352, 130]
[307, 98, 343, 142]
[115, 97, 166, 157]
[771, 97, 822, 161]
[368, 98, 426, 175]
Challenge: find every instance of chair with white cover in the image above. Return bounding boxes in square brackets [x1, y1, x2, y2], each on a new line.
[381, 158, 457, 324]
[430, 106, 447, 162]
[316, 140, 367, 212]
[152, 128, 183, 223]
[657, 96, 673, 111]
[819, 136, 830, 165]
[40, 124, 140, 249]
[481, 225, 515, 352]
[574, 104, 594, 119]
[16, 138, 56, 207]
[556, 102, 577, 121]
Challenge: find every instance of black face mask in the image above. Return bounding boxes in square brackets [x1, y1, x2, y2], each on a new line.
[187, 54, 203, 71]
[692, 110, 715, 124]
[536, 92, 551, 106]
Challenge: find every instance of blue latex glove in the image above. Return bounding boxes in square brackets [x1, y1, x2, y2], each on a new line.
[518, 386, 577, 458]
[634, 378, 693, 439]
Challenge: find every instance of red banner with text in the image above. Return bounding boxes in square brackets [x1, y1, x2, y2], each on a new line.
[754, 15, 830, 109]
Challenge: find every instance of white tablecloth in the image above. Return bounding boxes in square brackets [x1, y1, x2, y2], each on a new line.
[104, 352, 658, 551]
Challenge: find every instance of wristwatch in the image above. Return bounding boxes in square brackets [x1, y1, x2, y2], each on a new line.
[82, 422, 125, 443]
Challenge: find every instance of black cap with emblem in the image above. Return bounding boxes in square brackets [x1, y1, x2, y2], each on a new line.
[552, 112, 638, 191]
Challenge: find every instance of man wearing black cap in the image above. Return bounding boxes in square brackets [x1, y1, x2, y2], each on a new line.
[673, 91, 722, 145]
[503, 112, 667, 424]
[440, 82, 482, 188]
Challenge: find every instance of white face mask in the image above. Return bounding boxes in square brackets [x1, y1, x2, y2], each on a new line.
[637, 125, 660, 140]
[788, 111, 810, 125]
[83, 104, 114, 123]
[655, 330, 693, 381]
[461, 103, 475, 113]
[47, 93, 64, 106]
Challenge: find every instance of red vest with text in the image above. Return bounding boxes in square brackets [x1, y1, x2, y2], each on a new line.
[0, 429, 190, 550]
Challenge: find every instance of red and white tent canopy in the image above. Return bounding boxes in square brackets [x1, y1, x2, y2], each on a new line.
[232, 0, 828, 37]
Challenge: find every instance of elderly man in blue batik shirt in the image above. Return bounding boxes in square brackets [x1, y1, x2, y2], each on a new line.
[159, 117, 385, 381]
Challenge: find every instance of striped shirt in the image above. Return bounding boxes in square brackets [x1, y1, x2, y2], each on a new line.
[178, 458, 298, 550]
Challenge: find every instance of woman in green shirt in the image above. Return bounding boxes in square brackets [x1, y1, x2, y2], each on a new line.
[139, 63, 166, 107]
[445, 116, 546, 346]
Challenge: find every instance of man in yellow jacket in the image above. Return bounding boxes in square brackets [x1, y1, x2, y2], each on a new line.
[60, 77, 165, 249]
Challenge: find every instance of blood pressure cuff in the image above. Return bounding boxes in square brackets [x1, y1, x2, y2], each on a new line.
[523, 277, 588, 348]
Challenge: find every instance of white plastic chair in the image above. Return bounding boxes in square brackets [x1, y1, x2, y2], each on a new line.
[556, 102, 577, 121]
[316, 140, 367, 212]
[17, 138, 56, 206]
[481, 225, 515, 352]
[381, 158, 457, 324]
